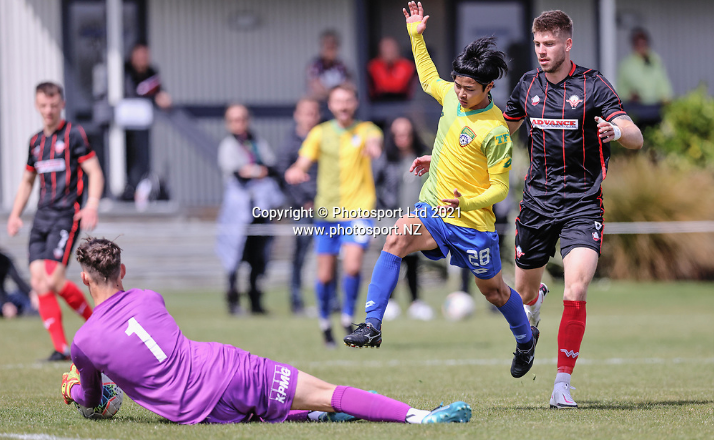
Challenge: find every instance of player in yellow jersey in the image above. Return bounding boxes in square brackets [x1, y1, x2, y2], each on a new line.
[345, 1, 538, 378]
[285, 84, 383, 348]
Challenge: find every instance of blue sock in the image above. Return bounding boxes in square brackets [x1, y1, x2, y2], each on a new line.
[315, 281, 331, 319]
[365, 251, 402, 330]
[342, 274, 361, 318]
[497, 287, 533, 349]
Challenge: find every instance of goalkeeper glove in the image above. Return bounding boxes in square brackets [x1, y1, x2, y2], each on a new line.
[61, 363, 80, 404]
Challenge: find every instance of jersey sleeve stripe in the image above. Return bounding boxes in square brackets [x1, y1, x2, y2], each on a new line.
[25, 164, 35, 172]
[78, 151, 96, 163]
[605, 110, 626, 121]
[503, 113, 524, 121]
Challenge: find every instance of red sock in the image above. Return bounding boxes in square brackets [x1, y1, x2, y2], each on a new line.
[58, 281, 92, 321]
[557, 300, 587, 374]
[37, 293, 68, 353]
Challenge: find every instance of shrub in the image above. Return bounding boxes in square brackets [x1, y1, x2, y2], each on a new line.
[644, 86, 714, 168]
[599, 155, 714, 280]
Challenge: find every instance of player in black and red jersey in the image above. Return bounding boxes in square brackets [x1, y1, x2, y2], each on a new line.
[503, 11, 643, 408]
[7, 82, 105, 361]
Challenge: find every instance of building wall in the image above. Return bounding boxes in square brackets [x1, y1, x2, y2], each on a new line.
[0, 0, 63, 210]
[148, 0, 358, 104]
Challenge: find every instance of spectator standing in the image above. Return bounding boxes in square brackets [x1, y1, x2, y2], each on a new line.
[123, 43, 172, 200]
[367, 37, 416, 101]
[617, 28, 673, 128]
[307, 30, 352, 102]
[374, 117, 433, 321]
[277, 98, 322, 315]
[216, 104, 283, 315]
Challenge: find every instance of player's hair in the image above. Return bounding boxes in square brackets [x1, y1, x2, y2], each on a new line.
[532, 10, 573, 39]
[35, 82, 64, 100]
[76, 237, 122, 283]
[327, 83, 358, 100]
[451, 37, 508, 88]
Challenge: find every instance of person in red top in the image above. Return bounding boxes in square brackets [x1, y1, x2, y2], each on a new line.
[6, 82, 105, 361]
[367, 36, 415, 101]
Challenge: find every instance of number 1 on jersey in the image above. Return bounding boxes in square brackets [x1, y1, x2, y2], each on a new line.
[125, 317, 167, 363]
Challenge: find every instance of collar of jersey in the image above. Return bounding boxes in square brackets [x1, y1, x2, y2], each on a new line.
[457, 94, 493, 117]
[330, 119, 359, 133]
[544, 62, 578, 86]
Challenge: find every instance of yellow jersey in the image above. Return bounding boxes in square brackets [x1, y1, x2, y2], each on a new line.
[299, 120, 383, 221]
[409, 24, 512, 231]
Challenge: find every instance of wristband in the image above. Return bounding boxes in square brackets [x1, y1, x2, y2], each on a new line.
[611, 124, 622, 141]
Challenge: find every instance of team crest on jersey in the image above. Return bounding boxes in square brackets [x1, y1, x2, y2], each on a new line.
[54, 140, 66, 154]
[567, 94, 583, 109]
[515, 246, 525, 259]
[351, 134, 361, 147]
[32, 146, 41, 159]
[592, 231, 600, 242]
[531, 95, 541, 106]
[459, 127, 475, 147]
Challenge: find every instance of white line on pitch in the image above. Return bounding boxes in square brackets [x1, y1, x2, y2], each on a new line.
[293, 357, 714, 369]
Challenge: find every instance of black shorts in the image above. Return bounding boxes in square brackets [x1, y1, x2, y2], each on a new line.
[28, 208, 81, 266]
[514, 204, 604, 270]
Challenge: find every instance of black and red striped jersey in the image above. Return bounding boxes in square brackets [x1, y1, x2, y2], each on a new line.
[504, 62, 626, 217]
[25, 120, 95, 212]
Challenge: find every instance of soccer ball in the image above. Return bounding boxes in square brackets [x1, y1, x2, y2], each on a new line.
[442, 291, 475, 321]
[75, 374, 123, 419]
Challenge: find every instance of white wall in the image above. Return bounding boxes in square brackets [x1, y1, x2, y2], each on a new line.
[0, 0, 63, 210]
[149, 0, 358, 104]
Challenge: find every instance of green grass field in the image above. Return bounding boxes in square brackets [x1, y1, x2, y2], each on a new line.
[1, 280, 712, 440]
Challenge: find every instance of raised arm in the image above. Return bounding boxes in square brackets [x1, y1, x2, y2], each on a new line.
[404, 2, 448, 103]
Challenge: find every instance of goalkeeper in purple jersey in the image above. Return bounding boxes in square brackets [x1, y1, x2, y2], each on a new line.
[59, 237, 471, 425]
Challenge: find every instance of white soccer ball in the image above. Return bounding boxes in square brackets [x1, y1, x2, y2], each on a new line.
[383, 299, 402, 321]
[442, 291, 475, 321]
[75, 374, 123, 419]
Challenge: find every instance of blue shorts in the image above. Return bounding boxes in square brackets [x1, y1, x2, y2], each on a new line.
[415, 202, 501, 280]
[314, 219, 373, 255]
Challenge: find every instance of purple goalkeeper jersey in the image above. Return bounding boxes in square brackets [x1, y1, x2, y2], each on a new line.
[70, 289, 241, 424]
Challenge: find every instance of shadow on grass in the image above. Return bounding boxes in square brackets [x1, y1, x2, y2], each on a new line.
[508, 399, 713, 411]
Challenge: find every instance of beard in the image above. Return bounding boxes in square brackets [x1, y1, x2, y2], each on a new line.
[543, 51, 566, 73]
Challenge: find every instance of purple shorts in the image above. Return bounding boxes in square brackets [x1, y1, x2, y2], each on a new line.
[202, 351, 298, 424]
